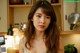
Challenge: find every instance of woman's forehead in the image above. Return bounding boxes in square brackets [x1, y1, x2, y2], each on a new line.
[35, 8, 43, 14]
[35, 7, 50, 15]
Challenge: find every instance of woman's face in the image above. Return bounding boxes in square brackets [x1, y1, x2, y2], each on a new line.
[31, 8, 51, 32]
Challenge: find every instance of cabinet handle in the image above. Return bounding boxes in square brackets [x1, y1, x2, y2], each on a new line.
[0, 17, 1, 20]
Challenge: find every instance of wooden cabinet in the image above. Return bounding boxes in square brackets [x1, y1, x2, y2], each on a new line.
[8, 0, 65, 34]
[62, 0, 80, 34]
[0, 0, 8, 34]
[0, 0, 77, 34]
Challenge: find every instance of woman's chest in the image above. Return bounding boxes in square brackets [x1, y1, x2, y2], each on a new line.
[25, 40, 47, 53]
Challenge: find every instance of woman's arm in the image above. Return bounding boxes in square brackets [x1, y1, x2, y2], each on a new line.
[19, 38, 24, 53]
[58, 36, 64, 53]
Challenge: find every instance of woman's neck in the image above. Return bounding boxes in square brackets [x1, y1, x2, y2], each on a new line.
[34, 31, 45, 40]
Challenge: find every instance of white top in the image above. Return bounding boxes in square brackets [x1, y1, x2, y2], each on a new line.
[24, 47, 28, 53]
[24, 47, 46, 53]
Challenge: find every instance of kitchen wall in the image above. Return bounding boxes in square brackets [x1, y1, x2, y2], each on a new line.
[14, 7, 31, 25]
[0, 0, 7, 32]
[62, 34, 80, 53]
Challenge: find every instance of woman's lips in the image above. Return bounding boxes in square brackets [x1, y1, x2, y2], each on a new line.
[39, 25, 45, 28]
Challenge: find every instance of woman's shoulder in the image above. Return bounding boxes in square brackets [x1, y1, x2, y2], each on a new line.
[19, 37, 26, 53]
[19, 37, 26, 46]
[20, 37, 26, 44]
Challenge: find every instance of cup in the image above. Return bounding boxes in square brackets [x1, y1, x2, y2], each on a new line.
[7, 47, 19, 53]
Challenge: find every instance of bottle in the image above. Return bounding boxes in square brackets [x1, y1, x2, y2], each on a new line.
[7, 24, 13, 36]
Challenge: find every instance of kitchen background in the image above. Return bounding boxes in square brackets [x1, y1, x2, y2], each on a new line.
[64, 2, 80, 31]
[0, 0, 80, 53]
[14, 1, 80, 53]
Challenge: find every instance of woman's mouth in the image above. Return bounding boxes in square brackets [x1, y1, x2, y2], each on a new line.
[39, 25, 45, 28]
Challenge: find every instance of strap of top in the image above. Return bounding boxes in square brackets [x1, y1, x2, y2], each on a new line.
[24, 47, 28, 53]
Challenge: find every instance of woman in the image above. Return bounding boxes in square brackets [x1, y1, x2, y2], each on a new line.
[19, 0, 64, 53]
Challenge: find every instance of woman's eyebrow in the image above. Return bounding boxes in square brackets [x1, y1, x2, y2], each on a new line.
[35, 13, 41, 15]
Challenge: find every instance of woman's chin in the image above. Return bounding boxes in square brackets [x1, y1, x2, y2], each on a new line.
[36, 29, 45, 32]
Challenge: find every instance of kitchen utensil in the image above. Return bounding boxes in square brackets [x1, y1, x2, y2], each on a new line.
[68, 0, 80, 30]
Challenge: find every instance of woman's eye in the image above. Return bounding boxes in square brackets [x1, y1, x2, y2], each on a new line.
[46, 16, 50, 19]
[36, 15, 41, 18]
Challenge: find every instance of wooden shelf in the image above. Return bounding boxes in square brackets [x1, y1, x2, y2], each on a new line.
[9, 3, 61, 8]
[9, 4, 32, 8]
[0, 32, 7, 35]
[61, 31, 80, 34]
[51, 3, 61, 6]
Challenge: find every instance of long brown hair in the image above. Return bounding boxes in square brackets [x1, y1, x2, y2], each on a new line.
[24, 0, 60, 53]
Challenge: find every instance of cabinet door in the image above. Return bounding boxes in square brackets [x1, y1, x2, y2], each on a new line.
[0, 0, 7, 32]
[63, 0, 80, 34]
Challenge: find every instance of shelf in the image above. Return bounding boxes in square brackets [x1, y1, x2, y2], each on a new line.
[9, 4, 32, 8]
[0, 32, 7, 35]
[51, 3, 61, 7]
[9, 3, 61, 8]
[61, 31, 80, 34]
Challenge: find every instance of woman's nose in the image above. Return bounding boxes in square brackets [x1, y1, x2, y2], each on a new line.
[40, 17, 45, 24]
